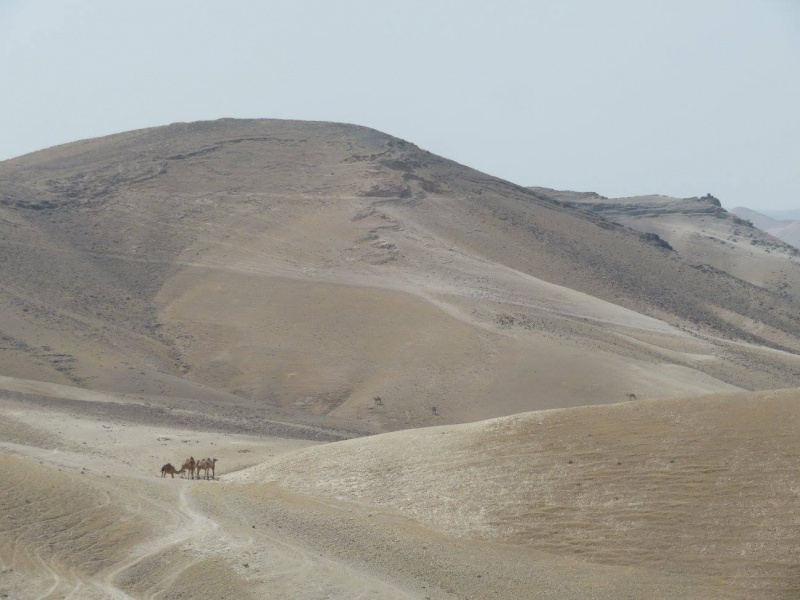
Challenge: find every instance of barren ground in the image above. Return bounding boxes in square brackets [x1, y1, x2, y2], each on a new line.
[1, 380, 797, 599]
[2, 120, 800, 598]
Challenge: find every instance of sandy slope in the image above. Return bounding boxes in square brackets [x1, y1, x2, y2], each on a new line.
[9, 383, 793, 598]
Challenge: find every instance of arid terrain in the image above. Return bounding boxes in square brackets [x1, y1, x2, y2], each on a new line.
[1, 119, 799, 598]
[731, 206, 800, 250]
[533, 187, 800, 301]
[1, 380, 798, 598]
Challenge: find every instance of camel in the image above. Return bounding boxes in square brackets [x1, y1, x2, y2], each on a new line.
[626, 393, 637, 401]
[181, 457, 196, 479]
[160, 463, 185, 478]
[431, 406, 438, 416]
[374, 396, 382, 406]
[197, 458, 218, 480]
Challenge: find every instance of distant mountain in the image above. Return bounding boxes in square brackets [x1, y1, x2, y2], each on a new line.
[2, 120, 800, 434]
[761, 208, 800, 221]
[729, 206, 786, 231]
[731, 206, 800, 249]
[532, 187, 800, 301]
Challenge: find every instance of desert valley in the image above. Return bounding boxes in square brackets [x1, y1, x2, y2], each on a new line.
[1, 119, 799, 599]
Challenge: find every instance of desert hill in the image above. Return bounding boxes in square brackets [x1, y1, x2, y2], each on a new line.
[1, 120, 800, 433]
[731, 206, 800, 249]
[3, 120, 800, 599]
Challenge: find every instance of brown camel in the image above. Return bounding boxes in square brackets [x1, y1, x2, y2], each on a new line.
[197, 458, 218, 480]
[181, 457, 196, 479]
[160, 463, 185, 478]
[626, 393, 637, 401]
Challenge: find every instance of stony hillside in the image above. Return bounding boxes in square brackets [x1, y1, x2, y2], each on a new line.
[1, 120, 800, 433]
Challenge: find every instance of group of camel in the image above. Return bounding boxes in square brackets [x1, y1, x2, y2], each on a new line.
[160, 456, 217, 480]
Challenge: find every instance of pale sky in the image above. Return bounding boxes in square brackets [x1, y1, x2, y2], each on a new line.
[1, 0, 799, 209]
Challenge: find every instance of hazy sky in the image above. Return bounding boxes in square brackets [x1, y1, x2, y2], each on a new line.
[2, 1, 799, 209]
